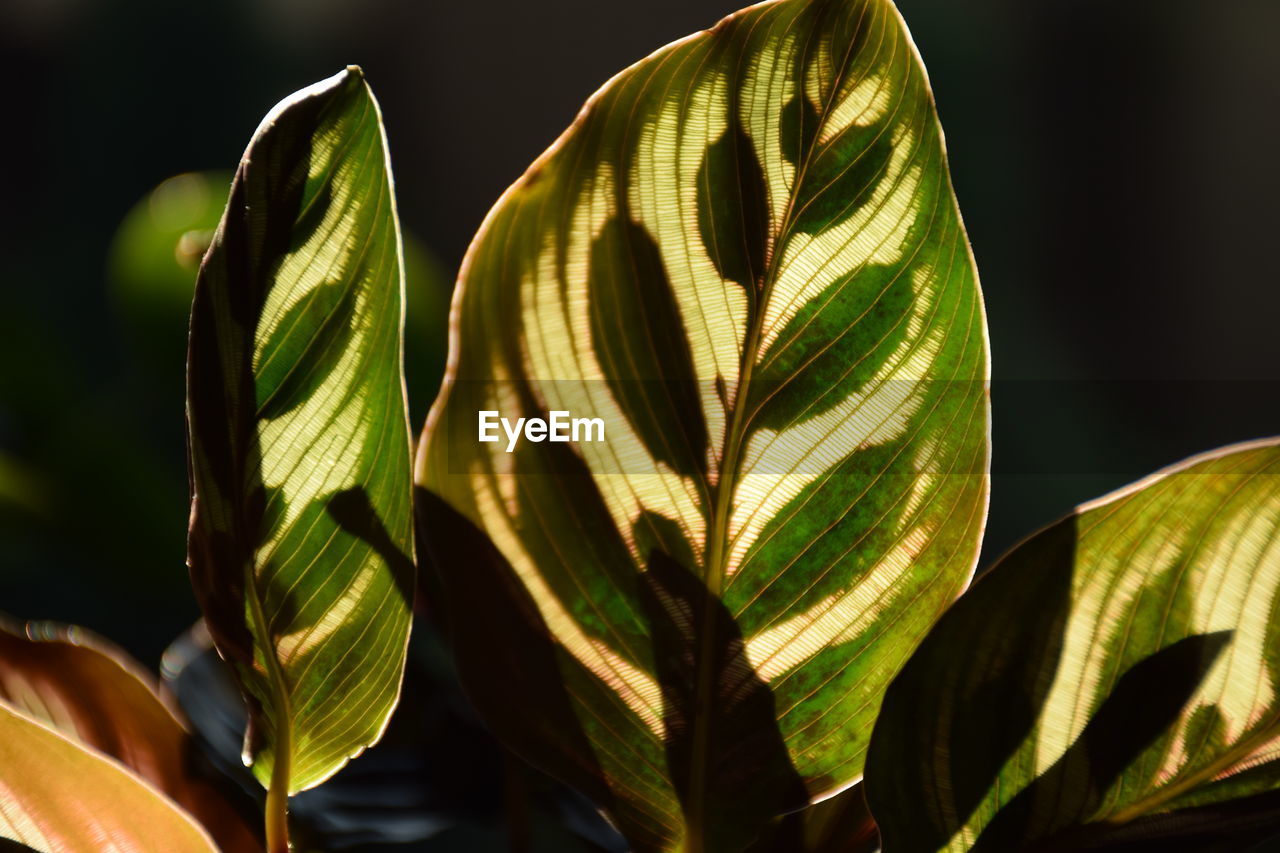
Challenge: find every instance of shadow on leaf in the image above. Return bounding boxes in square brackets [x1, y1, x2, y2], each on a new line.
[977, 631, 1233, 851]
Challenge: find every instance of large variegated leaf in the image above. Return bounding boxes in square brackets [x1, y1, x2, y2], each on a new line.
[0, 619, 260, 852]
[416, 0, 988, 848]
[866, 438, 1280, 852]
[187, 67, 414, 801]
[0, 701, 219, 853]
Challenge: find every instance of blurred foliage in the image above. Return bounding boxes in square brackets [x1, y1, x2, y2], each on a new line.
[401, 236, 452, 426]
[109, 171, 229, 389]
[107, 170, 450, 423]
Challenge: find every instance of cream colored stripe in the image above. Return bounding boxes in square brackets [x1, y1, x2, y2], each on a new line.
[629, 66, 746, 476]
[519, 166, 705, 564]
[469, 466, 664, 735]
[729, 263, 942, 575]
[746, 524, 933, 680]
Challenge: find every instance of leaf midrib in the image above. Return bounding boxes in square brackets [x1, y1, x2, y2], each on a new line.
[685, 3, 883, 845]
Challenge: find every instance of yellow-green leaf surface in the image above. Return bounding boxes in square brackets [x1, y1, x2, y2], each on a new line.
[187, 67, 414, 797]
[416, 0, 988, 849]
[0, 701, 219, 853]
[0, 620, 261, 852]
[866, 438, 1280, 852]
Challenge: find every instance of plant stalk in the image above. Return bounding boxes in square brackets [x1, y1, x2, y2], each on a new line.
[245, 562, 294, 853]
[261, 676, 294, 853]
[265, 761, 291, 853]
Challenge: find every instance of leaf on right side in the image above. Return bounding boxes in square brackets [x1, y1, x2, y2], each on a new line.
[866, 438, 1280, 852]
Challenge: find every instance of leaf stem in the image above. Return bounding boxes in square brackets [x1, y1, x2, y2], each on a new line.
[265, 759, 291, 853]
[260, 657, 294, 853]
[245, 563, 294, 853]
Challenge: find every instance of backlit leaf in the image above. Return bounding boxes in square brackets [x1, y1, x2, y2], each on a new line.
[0, 619, 260, 852]
[0, 701, 218, 853]
[187, 67, 414, 795]
[866, 438, 1280, 852]
[416, 0, 988, 848]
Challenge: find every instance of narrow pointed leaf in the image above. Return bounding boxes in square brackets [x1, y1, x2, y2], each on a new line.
[866, 438, 1280, 852]
[187, 67, 414, 795]
[0, 619, 260, 852]
[0, 701, 219, 853]
[748, 783, 880, 853]
[416, 0, 988, 848]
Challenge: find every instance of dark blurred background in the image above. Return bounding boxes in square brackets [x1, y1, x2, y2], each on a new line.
[1, 0, 1277, 684]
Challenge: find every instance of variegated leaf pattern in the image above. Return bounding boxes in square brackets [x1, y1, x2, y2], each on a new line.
[416, 0, 988, 849]
[0, 701, 219, 853]
[866, 438, 1280, 852]
[187, 67, 414, 798]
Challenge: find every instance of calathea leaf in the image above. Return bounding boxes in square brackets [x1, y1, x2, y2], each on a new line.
[866, 438, 1280, 852]
[0, 701, 219, 853]
[0, 618, 260, 852]
[416, 0, 988, 849]
[186, 67, 414, 799]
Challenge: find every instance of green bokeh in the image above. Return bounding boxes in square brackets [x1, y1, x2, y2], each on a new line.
[109, 171, 231, 391]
